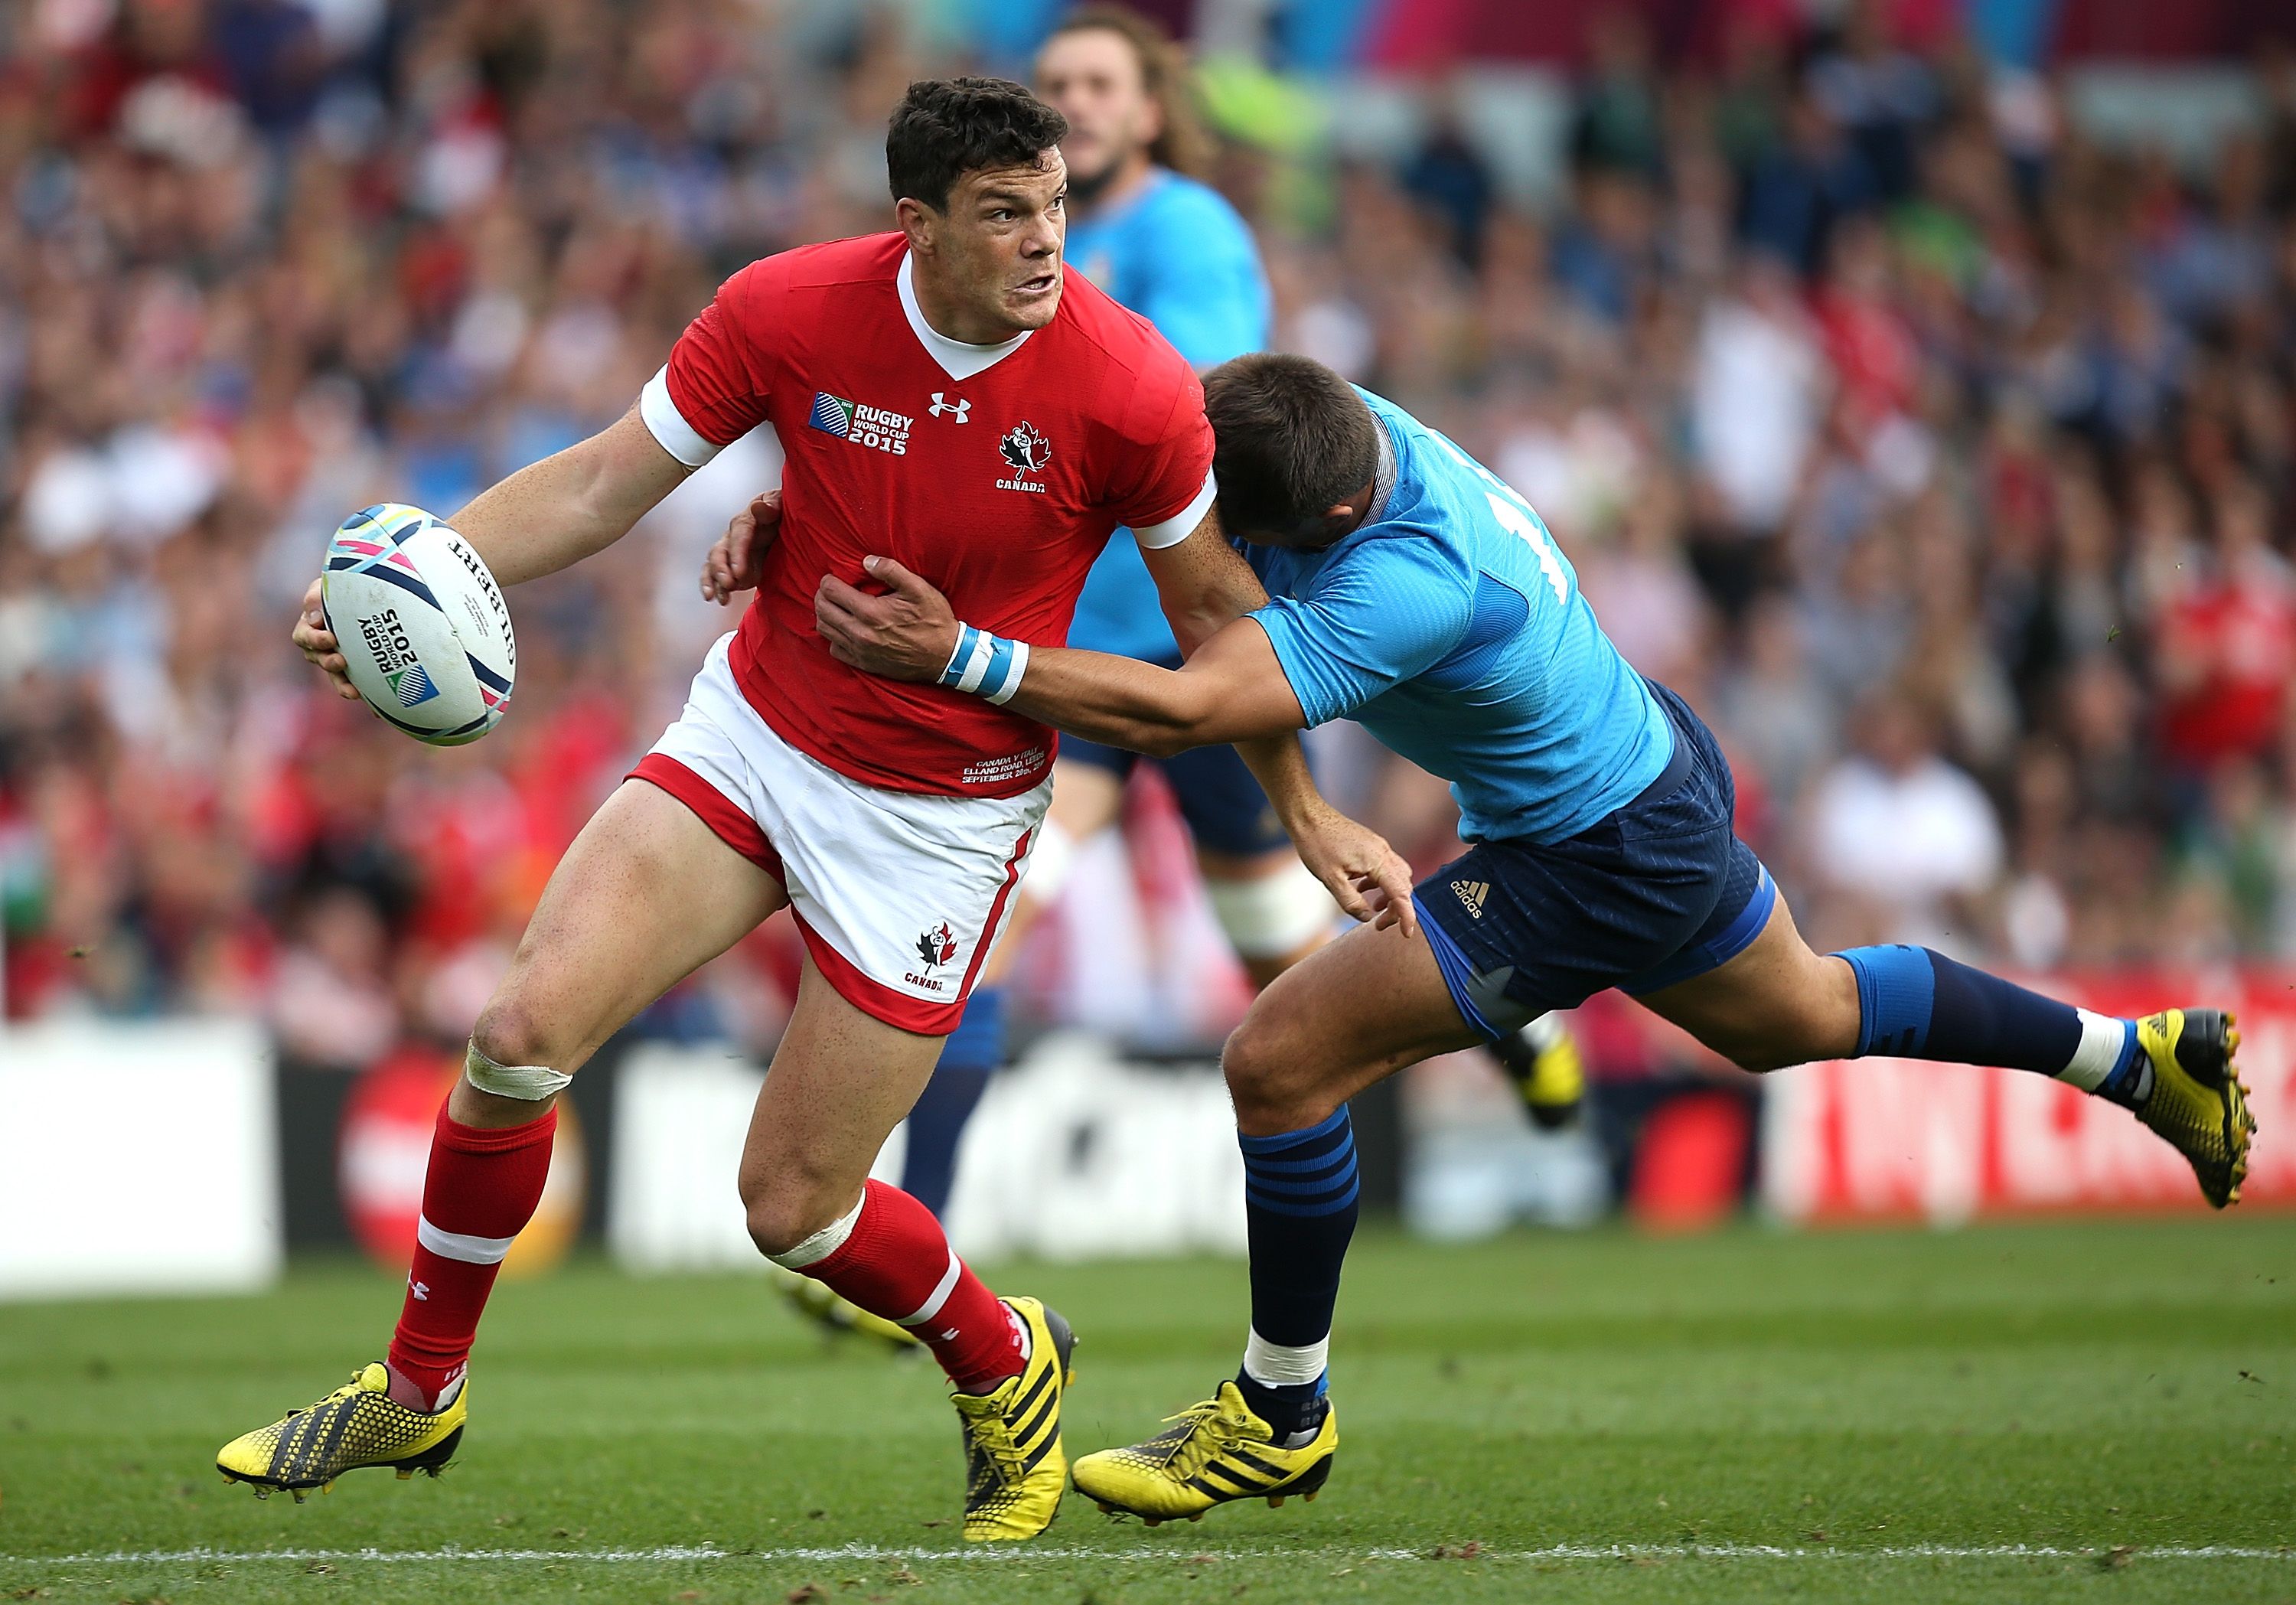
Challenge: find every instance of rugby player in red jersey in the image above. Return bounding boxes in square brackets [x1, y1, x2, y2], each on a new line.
[224, 77, 1410, 1542]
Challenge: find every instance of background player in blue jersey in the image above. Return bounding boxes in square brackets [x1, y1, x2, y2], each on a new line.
[881, 9, 1581, 1265]
[817, 353, 2255, 1522]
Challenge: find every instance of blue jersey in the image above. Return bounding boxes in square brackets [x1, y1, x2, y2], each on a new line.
[1065, 169, 1270, 664]
[1247, 392, 1675, 845]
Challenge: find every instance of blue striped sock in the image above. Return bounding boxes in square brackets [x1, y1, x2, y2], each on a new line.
[1236, 1108, 1358, 1437]
[1835, 944, 2142, 1101]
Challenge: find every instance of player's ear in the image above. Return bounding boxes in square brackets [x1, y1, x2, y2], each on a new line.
[895, 195, 938, 255]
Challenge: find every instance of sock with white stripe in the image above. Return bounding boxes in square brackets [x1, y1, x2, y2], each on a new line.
[796, 1179, 1024, 1392]
[1234, 1108, 1358, 1440]
[1834, 945, 2147, 1106]
[387, 1103, 558, 1411]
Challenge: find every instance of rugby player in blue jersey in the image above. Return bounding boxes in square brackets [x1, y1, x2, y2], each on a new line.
[814, 353, 2255, 1522]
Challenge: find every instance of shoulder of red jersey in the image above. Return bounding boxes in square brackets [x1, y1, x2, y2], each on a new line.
[644, 235, 907, 465]
[776, 231, 906, 289]
[1052, 268, 1203, 447]
[696, 233, 903, 337]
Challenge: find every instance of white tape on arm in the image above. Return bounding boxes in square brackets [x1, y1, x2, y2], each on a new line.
[639, 367, 723, 468]
[1133, 468, 1218, 550]
[464, 1044, 572, 1101]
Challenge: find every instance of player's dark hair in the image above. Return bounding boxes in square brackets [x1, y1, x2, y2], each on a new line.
[1043, 5, 1214, 179]
[886, 77, 1069, 211]
[1203, 354, 1381, 546]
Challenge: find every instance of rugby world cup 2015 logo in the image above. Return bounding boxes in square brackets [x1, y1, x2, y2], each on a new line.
[996, 420, 1051, 493]
[810, 391, 912, 455]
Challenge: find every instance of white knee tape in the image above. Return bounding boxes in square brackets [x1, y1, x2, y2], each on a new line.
[1022, 817, 1076, 904]
[464, 1044, 571, 1101]
[1208, 860, 1340, 959]
[765, 1191, 864, 1271]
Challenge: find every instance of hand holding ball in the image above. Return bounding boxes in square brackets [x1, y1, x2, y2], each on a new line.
[316, 504, 517, 746]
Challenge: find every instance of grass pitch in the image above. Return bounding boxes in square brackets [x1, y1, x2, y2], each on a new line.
[2, 1218, 2292, 1603]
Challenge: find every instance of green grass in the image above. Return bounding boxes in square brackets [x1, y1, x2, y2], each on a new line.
[2, 1219, 2293, 1603]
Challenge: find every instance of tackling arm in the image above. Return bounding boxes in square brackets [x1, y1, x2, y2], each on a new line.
[1134, 512, 1328, 834]
[999, 620, 1307, 759]
[814, 546, 1418, 932]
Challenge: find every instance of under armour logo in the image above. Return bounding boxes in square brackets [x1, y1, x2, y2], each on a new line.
[408, 1277, 429, 1301]
[929, 392, 970, 422]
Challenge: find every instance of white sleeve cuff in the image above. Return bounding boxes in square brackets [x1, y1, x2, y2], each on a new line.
[640, 367, 722, 467]
[1132, 468, 1217, 550]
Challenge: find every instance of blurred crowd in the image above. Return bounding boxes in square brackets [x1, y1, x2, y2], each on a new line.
[7, 0, 2296, 1065]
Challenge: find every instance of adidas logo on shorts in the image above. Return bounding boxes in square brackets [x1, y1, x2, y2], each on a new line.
[1452, 879, 1489, 918]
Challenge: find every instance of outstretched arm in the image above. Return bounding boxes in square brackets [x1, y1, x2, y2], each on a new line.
[445, 403, 694, 587]
[292, 406, 693, 695]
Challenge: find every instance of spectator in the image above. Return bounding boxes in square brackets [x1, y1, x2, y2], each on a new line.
[1806, 691, 2005, 951]
[10, 0, 2296, 1046]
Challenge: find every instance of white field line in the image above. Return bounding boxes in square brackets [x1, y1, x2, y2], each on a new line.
[5, 1542, 2292, 1566]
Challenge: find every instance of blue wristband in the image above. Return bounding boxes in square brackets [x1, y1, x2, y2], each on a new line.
[938, 622, 1031, 705]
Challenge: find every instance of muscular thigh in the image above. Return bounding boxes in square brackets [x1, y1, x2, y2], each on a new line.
[1225, 918, 1486, 1135]
[1632, 892, 1860, 1071]
[488, 778, 788, 1073]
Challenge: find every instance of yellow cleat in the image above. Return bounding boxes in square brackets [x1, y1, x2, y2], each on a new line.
[1496, 1012, 1585, 1130]
[1073, 1380, 1336, 1525]
[952, 1296, 1077, 1541]
[216, 1363, 464, 1495]
[770, 1265, 919, 1352]
[2133, 1009, 2255, 1209]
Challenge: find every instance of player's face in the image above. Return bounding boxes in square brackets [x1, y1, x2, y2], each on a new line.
[934, 156, 1068, 334]
[1036, 28, 1159, 190]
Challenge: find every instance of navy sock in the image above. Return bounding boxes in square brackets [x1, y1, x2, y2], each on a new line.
[900, 989, 1006, 1219]
[1236, 1107, 1358, 1438]
[1834, 945, 2144, 1103]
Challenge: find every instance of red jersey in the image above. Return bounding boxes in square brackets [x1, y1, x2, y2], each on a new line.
[641, 232, 1215, 797]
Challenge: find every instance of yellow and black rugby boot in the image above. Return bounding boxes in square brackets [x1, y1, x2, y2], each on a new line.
[1073, 1380, 1337, 1525]
[951, 1296, 1078, 1541]
[2131, 1009, 2255, 1209]
[1496, 1012, 1586, 1131]
[216, 1363, 465, 1500]
[770, 1265, 919, 1352]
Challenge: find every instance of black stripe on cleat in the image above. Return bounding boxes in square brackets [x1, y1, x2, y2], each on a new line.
[2175, 1010, 2234, 1088]
[1039, 1302, 1078, 1386]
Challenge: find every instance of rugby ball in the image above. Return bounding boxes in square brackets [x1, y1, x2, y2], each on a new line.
[322, 504, 516, 746]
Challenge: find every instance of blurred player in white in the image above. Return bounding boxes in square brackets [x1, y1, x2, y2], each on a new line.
[218, 77, 1407, 1543]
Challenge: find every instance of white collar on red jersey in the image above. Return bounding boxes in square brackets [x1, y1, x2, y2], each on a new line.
[897, 252, 1032, 382]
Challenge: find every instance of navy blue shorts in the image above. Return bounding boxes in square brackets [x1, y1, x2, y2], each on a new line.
[1061, 653, 1292, 859]
[1414, 682, 1777, 1039]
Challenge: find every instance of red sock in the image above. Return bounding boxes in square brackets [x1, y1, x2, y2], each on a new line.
[386, 1102, 557, 1408]
[802, 1179, 1023, 1392]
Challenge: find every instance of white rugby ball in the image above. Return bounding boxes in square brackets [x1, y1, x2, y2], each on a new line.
[322, 503, 516, 747]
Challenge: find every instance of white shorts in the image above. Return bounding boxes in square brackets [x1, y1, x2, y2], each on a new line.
[631, 634, 1048, 1033]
